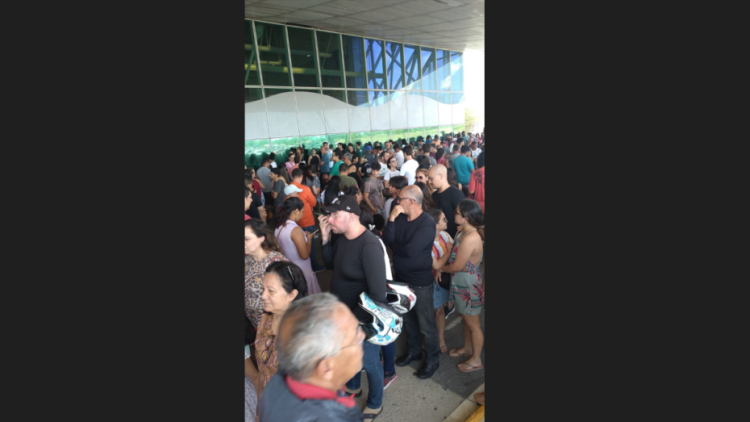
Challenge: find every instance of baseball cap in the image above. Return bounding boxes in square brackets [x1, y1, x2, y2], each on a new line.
[284, 184, 304, 196]
[365, 145, 372, 151]
[323, 195, 361, 216]
[361, 162, 372, 175]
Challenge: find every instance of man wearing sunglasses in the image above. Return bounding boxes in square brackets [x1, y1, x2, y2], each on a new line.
[383, 185, 441, 379]
[257, 293, 366, 422]
[318, 195, 391, 420]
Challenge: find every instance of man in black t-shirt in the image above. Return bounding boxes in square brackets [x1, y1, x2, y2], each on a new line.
[382, 186, 441, 379]
[319, 195, 390, 418]
[428, 164, 465, 238]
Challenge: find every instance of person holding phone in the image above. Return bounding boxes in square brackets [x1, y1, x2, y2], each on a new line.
[274, 198, 322, 295]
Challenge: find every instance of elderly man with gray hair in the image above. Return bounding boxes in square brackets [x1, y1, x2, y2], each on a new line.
[382, 185, 442, 379]
[257, 293, 366, 422]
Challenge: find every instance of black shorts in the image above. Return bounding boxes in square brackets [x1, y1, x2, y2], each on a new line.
[263, 192, 274, 207]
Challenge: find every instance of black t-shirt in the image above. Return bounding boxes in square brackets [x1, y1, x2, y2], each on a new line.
[245, 191, 262, 219]
[432, 186, 465, 238]
[310, 155, 320, 172]
[350, 171, 362, 188]
[381, 212, 435, 287]
[322, 229, 390, 323]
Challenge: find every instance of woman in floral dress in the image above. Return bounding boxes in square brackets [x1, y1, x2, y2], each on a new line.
[244, 345, 258, 422]
[439, 199, 485, 373]
[245, 219, 288, 329]
[254, 261, 308, 416]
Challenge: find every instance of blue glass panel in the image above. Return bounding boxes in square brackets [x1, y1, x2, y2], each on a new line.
[385, 42, 404, 90]
[365, 38, 387, 89]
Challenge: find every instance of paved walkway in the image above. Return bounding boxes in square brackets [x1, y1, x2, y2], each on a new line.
[314, 251, 485, 422]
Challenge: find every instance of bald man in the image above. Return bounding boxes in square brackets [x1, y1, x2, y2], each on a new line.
[428, 164, 465, 237]
[382, 185, 441, 379]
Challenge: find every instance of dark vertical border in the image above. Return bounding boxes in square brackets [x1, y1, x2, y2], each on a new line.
[488, 1, 737, 420]
[13, 2, 248, 421]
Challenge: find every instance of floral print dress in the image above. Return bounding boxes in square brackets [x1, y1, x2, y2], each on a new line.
[245, 251, 287, 328]
[254, 312, 279, 414]
[448, 229, 484, 316]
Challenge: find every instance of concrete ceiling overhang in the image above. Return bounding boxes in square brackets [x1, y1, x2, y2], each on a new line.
[245, 0, 484, 52]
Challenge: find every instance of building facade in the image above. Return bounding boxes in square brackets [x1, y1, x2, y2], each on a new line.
[245, 19, 465, 168]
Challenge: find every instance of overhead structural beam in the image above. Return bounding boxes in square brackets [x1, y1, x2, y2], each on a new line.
[245, 63, 363, 77]
[245, 44, 332, 58]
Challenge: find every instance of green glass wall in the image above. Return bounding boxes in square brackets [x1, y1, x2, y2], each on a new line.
[244, 19, 466, 168]
[317, 31, 344, 88]
[254, 22, 292, 87]
[287, 27, 320, 88]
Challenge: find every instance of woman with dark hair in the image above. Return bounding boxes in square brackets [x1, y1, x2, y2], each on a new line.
[383, 175, 408, 220]
[446, 167, 462, 192]
[342, 184, 364, 209]
[255, 260, 308, 404]
[426, 208, 454, 354]
[468, 151, 485, 213]
[383, 155, 400, 190]
[415, 181, 436, 211]
[435, 148, 446, 166]
[290, 153, 302, 173]
[307, 147, 320, 175]
[273, 197, 321, 295]
[278, 166, 290, 184]
[269, 167, 288, 207]
[299, 162, 320, 197]
[245, 219, 288, 329]
[440, 199, 485, 373]
[417, 154, 432, 171]
[322, 175, 342, 206]
[285, 151, 296, 173]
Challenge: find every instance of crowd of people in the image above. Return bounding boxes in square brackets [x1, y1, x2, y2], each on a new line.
[245, 131, 486, 421]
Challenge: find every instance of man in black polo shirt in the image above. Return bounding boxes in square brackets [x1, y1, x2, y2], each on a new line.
[382, 185, 441, 379]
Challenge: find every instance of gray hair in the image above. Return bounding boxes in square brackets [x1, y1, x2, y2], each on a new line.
[277, 293, 348, 381]
[401, 185, 423, 206]
[344, 153, 353, 161]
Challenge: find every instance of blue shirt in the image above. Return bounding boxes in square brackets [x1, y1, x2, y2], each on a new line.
[321, 151, 332, 172]
[452, 155, 474, 185]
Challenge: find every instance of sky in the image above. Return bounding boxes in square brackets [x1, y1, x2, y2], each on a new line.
[463, 49, 485, 132]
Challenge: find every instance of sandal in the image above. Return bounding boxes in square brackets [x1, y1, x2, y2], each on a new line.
[474, 392, 485, 405]
[449, 348, 471, 358]
[457, 362, 484, 373]
[362, 406, 383, 420]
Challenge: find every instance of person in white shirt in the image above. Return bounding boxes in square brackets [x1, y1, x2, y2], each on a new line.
[470, 141, 482, 159]
[394, 143, 405, 170]
[383, 155, 401, 189]
[268, 152, 278, 168]
[399, 145, 419, 185]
